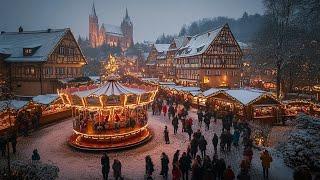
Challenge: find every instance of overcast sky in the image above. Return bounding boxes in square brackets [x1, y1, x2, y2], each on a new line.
[0, 0, 264, 42]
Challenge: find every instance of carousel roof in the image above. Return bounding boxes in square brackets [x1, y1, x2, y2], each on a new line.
[32, 94, 59, 105]
[73, 80, 146, 98]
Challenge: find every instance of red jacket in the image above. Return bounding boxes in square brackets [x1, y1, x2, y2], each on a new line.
[172, 167, 181, 180]
[162, 105, 167, 113]
[224, 168, 235, 180]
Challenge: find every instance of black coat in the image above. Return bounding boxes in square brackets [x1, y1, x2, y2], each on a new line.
[198, 138, 207, 151]
[212, 134, 219, 146]
[179, 155, 191, 172]
[161, 156, 169, 173]
[101, 155, 110, 172]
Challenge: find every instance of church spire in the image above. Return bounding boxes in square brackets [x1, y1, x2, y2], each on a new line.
[125, 7, 129, 19]
[91, 1, 97, 17]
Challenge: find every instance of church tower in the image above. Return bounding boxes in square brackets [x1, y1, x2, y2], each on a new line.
[89, 2, 99, 47]
[121, 8, 134, 49]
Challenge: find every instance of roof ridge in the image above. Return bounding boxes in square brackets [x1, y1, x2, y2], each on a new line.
[1, 28, 68, 35]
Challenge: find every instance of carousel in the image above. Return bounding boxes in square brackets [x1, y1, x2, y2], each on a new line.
[58, 55, 157, 151]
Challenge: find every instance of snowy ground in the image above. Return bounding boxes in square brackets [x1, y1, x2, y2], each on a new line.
[0, 108, 293, 180]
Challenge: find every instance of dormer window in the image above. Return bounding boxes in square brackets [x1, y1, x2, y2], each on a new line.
[59, 46, 65, 55]
[23, 45, 41, 56]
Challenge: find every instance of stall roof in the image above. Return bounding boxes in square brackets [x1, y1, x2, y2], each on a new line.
[159, 81, 176, 85]
[32, 94, 59, 105]
[190, 90, 202, 96]
[202, 88, 224, 97]
[0, 100, 29, 111]
[174, 86, 200, 92]
[224, 89, 267, 105]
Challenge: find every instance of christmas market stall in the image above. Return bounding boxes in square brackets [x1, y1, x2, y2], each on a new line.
[0, 100, 28, 135]
[31, 94, 72, 126]
[207, 89, 281, 124]
[282, 99, 320, 118]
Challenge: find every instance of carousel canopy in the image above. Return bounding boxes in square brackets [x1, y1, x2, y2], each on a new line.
[0, 100, 29, 111]
[73, 80, 146, 98]
[32, 94, 59, 105]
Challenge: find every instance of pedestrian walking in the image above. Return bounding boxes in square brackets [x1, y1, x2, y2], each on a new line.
[212, 133, 219, 154]
[191, 156, 202, 180]
[164, 126, 170, 144]
[216, 158, 226, 180]
[190, 138, 198, 159]
[101, 153, 110, 180]
[172, 116, 179, 135]
[10, 131, 17, 154]
[198, 135, 207, 159]
[172, 164, 182, 180]
[260, 150, 273, 179]
[31, 149, 40, 161]
[162, 104, 167, 117]
[173, 150, 180, 166]
[145, 155, 154, 178]
[179, 152, 192, 180]
[0, 136, 7, 157]
[112, 159, 122, 180]
[197, 110, 203, 127]
[160, 152, 169, 179]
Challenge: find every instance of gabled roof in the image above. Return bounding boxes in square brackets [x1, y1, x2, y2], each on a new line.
[32, 94, 59, 105]
[154, 44, 170, 53]
[169, 36, 190, 51]
[104, 24, 123, 36]
[176, 26, 224, 58]
[0, 28, 83, 63]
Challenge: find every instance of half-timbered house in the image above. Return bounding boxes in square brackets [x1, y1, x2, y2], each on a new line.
[145, 43, 170, 78]
[175, 24, 242, 88]
[0, 28, 87, 96]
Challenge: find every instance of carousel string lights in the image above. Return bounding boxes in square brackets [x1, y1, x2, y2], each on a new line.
[58, 54, 157, 151]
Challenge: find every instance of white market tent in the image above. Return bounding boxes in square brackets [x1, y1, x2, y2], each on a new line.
[202, 88, 224, 97]
[32, 94, 59, 105]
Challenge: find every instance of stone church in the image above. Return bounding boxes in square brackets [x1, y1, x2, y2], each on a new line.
[89, 3, 133, 50]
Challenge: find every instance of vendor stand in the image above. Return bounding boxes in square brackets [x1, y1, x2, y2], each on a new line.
[32, 94, 71, 126]
[0, 100, 28, 135]
[282, 99, 320, 118]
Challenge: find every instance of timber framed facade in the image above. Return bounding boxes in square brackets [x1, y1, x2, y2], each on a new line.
[0, 28, 87, 96]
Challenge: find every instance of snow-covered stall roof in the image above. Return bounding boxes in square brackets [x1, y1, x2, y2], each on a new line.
[159, 81, 176, 85]
[223, 89, 268, 105]
[73, 81, 145, 98]
[169, 36, 190, 51]
[174, 86, 200, 92]
[176, 26, 223, 58]
[202, 88, 224, 97]
[32, 94, 59, 105]
[0, 29, 68, 62]
[0, 100, 29, 111]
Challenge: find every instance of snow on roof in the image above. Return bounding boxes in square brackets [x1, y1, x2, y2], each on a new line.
[73, 81, 146, 98]
[168, 36, 190, 51]
[32, 94, 59, 105]
[224, 89, 267, 105]
[176, 26, 223, 58]
[174, 86, 200, 92]
[89, 76, 100, 83]
[154, 44, 170, 53]
[104, 24, 123, 36]
[202, 88, 224, 97]
[159, 81, 176, 85]
[190, 90, 202, 96]
[0, 29, 68, 62]
[238, 41, 249, 50]
[0, 100, 29, 111]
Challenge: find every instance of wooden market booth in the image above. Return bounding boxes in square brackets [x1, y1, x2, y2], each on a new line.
[0, 100, 29, 135]
[282, 99, 320, 118]
[207, 89, 281, 124]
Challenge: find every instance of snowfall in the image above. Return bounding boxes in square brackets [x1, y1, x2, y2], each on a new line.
[0, 108, 294, 180]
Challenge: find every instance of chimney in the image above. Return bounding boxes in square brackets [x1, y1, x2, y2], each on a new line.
[18, 26, 23, 32]
[208, 32, 211, 36]
[1, 31, 5, 34]
[47, 28, 52, 33]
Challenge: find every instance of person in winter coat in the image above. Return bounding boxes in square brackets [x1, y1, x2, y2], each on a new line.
[232, 129, 240, 146]
[197, 110, 203, 127]
[191, 157, 202, 180]
[0, 136, 7, 157]
[260, 150, 273, 179]
[32, 149, 40, 161]
[212, 133, 219, 154]
[172, 164, 182, 180]
[173, 150, 180, 166]
[198, 135, 207, 159]
[186, 125, 193, 141]
[10, 131, 17, 154]
[112, 159, 122, 180]
[179, 152, 192, 180]
[162, 105, 168, 117]
[101, 153, 110, 180]
[216, 158, 226, 180]
[172, 116, 179, 135]
[164, 126, 170, 144]
[243, 147, 253, 166]
[145, 155, 155, 177]
[204, 112, 210, 131]
[224, 165, 235, 180]
[190, 138, 198, 159]
[226, 130, 232, 152]
[160, 152, 169, 179]
[168, 105, 175, 120]
[202, 155, 214, 180]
